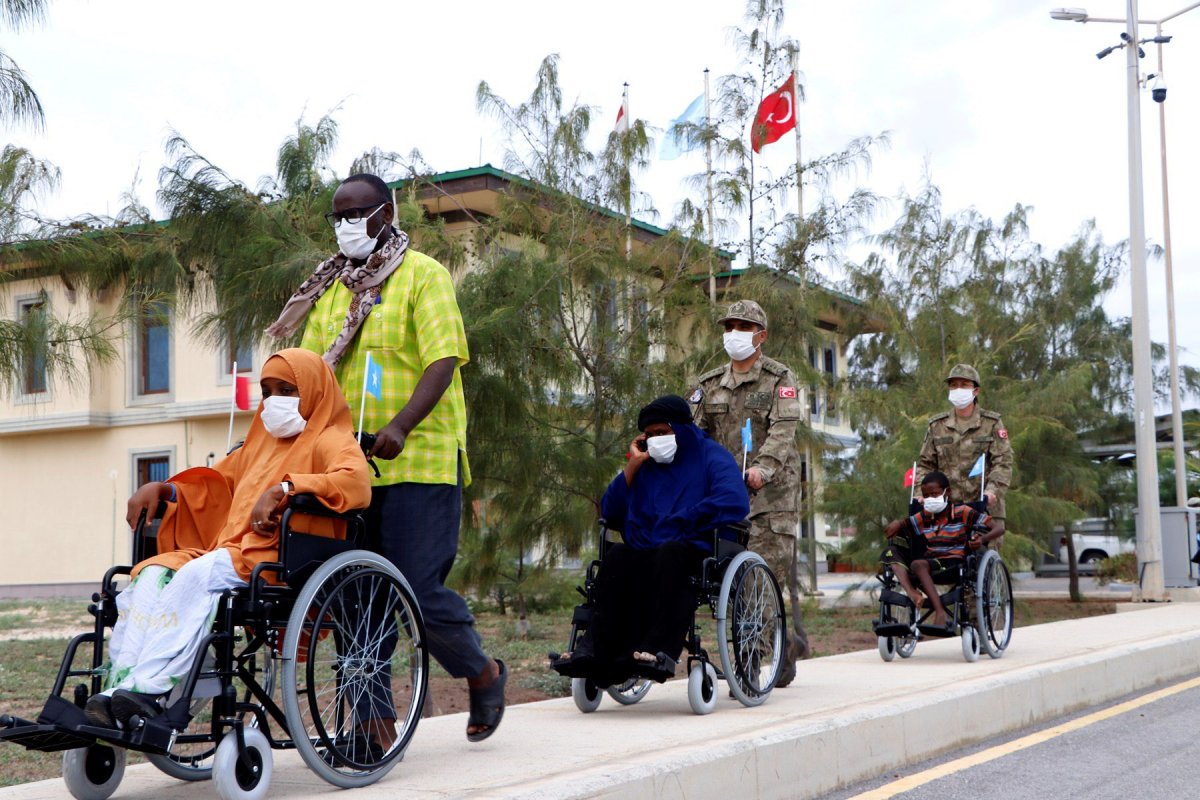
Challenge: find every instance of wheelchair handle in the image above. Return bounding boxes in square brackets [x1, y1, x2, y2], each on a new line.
[354, 431, 382, 478]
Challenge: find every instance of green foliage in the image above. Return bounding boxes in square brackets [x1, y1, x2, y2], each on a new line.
[0, 0, 47, 131]
[1094, 552, 1138, 585]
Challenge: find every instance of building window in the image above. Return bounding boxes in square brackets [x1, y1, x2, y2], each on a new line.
[823, 344, 838, 419]
[808, 344, 819, 416]
[19, 297, 48, 395]
[138, 302, 171, 395]
[226, 335, 253, 375]
[135, 454, 171, 486]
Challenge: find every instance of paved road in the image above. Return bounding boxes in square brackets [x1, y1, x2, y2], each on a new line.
[827, 677, 1200, 799]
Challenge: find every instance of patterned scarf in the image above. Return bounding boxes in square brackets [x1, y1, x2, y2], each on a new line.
[265, 229, 409, 367]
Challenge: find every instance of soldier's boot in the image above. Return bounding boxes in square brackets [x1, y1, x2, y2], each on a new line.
[775, 633, 799, 688]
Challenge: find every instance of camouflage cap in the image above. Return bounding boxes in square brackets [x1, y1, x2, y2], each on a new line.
[945, 363, 981, 385]
[718, 299, 768, 329]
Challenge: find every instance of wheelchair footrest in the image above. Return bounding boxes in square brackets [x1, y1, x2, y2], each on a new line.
[872, 622, 915, 638]
[880, 588, 915, 607]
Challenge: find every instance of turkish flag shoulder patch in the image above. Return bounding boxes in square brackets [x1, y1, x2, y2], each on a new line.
[779, 386, 797, 399]
[997, 428, 1008, 439]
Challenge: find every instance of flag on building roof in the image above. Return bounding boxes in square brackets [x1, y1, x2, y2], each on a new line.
[751, 74, 797, 153]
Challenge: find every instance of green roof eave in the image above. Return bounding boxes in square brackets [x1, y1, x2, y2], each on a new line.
[698, 268, 867, 308]
[396, 163, 734, 262]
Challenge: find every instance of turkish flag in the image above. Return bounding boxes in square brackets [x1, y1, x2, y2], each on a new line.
[903, 467, 916, 488]
[234, 376, 251, 410]
[751, 75, 797, 153]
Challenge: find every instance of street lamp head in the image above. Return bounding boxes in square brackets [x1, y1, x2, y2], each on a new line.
[1050, 7, 1089, 21]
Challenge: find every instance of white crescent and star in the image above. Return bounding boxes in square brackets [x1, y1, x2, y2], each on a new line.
[765, 90, 794, 126]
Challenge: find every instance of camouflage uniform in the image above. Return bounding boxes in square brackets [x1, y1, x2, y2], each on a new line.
[689, 301, 804, 681]
[917, 365, 1014, 519]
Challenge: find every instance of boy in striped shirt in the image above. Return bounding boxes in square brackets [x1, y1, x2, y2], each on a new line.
[881, 471, 1004, 633]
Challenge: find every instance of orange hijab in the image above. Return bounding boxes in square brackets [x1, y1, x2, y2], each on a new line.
[142, 348, 368, 579]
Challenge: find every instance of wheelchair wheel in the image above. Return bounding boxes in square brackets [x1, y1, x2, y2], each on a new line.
[961, 626, 980, 662]
[897, 635, 917, 659]
[606, 677, 653, 705]
[975, 549, 1013, 658]
[62, 744, 125, 800]
[687, 661, 719, 716]
[212, 726, 272, 800]
[716, 552, 785, 707]
[147, 697, 216, 781]
[572, 678, 603, 713]
[281, 550, 428, 789]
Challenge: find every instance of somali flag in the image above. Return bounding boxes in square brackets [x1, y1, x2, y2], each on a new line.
[968, 453, 986, 478]
[660, 93, 705, 160]
[741, 418, 753, 453]
[365, 353, 383, 400]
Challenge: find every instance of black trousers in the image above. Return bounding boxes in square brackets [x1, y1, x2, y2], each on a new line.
[589, 541, 707, 684]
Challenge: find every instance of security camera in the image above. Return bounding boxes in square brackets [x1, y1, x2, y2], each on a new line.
[1151, 74, 1167, 103]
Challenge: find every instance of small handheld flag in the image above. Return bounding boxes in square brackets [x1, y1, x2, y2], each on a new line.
[903, 466, 915, 488]
[968, 453, 986, 478]
[366, 357, 383, 401]
[906, 461, 917, 502]
[741, 419, 753, 452]
[357, 353, 377, 446]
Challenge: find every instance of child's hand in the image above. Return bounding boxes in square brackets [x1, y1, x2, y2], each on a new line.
[884, 520, 903, 538]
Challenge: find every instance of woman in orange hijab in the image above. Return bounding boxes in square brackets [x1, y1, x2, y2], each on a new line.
[85, 348, 371, 728]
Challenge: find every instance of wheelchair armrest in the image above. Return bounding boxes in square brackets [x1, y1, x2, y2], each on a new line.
[285, 493, 357, 519]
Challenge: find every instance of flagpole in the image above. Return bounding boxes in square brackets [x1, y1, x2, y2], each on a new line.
[980, 454, 987, 503]
[226, 361, 237, 454]
[704, 67, 716, 303]
[623, 82, 632, 262]
[357, 352, 372, 446]
[791, 48, 804, 254]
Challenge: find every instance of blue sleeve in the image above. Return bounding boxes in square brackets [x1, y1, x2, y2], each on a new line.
[664, 445, 750, 534]
[600, 472, 629, 530]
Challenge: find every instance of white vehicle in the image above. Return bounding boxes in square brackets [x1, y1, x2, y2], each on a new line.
[1056, 518, 1135, 565]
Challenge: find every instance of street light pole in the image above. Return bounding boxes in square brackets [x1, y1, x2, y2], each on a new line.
[1054, 5, 1197, 507]
[1121, 0, 1165, 599]
[1155, 24, 1188, 507]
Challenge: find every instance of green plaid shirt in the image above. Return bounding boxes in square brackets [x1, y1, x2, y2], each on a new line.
[300, 249, 471, 487]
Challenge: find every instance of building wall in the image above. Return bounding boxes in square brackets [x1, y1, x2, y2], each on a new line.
[1, 274, 258, 594]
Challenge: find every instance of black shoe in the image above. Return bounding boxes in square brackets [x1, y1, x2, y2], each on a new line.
[320, 731, 386, 767]
[84, 694, 117, 728]
[111, 690, 162, 724]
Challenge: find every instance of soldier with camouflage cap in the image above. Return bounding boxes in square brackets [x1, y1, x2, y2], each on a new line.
[689, 299, 806, 685]
[917, 364, 1013, 520]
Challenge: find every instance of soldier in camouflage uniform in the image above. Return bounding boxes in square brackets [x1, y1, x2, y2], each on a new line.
[917, 364, 1013, 521]
[689, 299, 805, 686]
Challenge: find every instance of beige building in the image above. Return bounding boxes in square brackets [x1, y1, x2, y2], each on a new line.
[0, 164, 864, 594]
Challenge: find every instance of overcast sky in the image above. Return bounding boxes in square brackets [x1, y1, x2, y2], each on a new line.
[6, 0, 1198, 406]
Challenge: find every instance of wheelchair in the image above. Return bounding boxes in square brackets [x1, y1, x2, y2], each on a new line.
[871, 510, 1014, 663]
[559, 520, 787, 716]
[0, 493, 429, 800]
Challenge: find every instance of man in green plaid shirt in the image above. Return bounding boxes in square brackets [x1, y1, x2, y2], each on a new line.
[278, 173, 506, 748]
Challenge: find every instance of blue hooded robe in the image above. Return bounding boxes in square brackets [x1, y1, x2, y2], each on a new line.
[600, 423, 750, 551]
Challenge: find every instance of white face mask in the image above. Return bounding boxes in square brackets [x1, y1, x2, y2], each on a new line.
[922, 493, 948, 515]
[334, 204, 385, 260]
[723, 330, 759, 361]
[261, 395, 307, 439]
[948, 387, 976, 409]
[646, 434, 678, 464]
